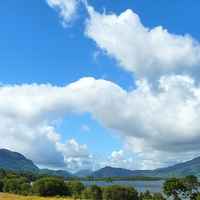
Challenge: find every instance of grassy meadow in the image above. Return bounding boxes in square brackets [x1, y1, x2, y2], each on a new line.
[0, 193, 72, 200]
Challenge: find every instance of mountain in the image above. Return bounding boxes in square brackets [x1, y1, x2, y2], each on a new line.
[151, 156, 200, 178]
[39, 168, 74, 178]
[87, 166, 155, 178]
[89, 157, 200, 179]
[89, 166, 151, 178]
[0, 148, 39, 173]
[74, 170, 92, 178]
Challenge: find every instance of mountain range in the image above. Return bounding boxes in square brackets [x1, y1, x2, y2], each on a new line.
[1, 148, 200, 178]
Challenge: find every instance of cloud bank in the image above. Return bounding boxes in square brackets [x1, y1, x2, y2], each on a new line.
[85, 5, 200, 84]
[1, 75, 200, 170]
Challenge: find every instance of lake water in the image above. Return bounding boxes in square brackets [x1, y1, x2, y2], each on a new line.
[81, 180, 165, 195]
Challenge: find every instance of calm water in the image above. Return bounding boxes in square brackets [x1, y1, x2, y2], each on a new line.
[81, 180, 165, 194]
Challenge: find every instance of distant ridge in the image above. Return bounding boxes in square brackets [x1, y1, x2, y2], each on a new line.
[89, 166, 151, 178]
[88, 157, 200, 179]
[0, 148, 39, 173]
[152, 156, 200, 178]
[74, 170, 92, 178]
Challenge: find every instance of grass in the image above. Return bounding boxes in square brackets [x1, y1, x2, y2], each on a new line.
[0, 193, 72, 200]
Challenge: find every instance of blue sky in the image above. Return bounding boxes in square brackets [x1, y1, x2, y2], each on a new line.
[1, 0, 200, 172]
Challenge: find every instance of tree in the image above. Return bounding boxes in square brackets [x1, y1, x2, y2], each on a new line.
[31, 177, 69, 197]
[143, 189, 152, 199]
[183, 174, 200, 199]
[103, 185, 138, 200]
[163, 177, 184, 200]
[152, 192, 166, 200]
[3, 179, 22, 194]
[86, 184, 103, 200]
[66, 181, 85, 198]
[163, 175, 200, 200]
[3, 177, 30, 195]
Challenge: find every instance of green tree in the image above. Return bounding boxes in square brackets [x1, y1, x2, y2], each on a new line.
[103, 184, 138, 200]
[139, 191, 144, 200]
[3, 179, 21, 194]
[163, 175, 200, 200]
[31, 177, 69, 197]
[143, 189, 152, 199]
[139, 191, 153, 200]
[183, 174, 200, 199]
[163, 177, 185, 200]
[66, 181, 85, 198]
[86, 184, 103, 200]
[152, 192, 166, 200]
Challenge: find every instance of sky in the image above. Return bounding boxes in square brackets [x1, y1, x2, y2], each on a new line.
[1, 0, 200, 173]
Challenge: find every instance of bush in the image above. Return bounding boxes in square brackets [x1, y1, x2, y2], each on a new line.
[31, 177, 69, 197]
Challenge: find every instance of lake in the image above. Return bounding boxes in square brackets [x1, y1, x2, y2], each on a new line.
[81, 180, 165, 194]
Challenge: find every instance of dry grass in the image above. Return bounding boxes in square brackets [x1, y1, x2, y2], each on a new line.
[0, 193, 72, 200]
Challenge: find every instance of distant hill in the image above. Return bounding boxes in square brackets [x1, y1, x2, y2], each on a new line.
[89, 166, 151, 178]
[151, 156, 200, 178]
[89, 157, 200, 179]
[0, 149, 39, 173]
[74, 170, 92, 178]
[39, 168, 74, 178]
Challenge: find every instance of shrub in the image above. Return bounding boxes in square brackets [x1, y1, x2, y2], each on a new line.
[31, 177, 69, 197]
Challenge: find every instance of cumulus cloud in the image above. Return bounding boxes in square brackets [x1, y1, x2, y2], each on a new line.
[56, 139, 95, 171]
[46, 0, 79, 27]
[103, 150, 141, 170]
[85, 6, 200, 84]
[1, 76, 200, 170]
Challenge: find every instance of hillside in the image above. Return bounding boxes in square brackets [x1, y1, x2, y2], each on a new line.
[151, 156, 200, 178]
[0, 149, 39, 173]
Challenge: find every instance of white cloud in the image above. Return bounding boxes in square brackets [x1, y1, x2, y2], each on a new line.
[81, 124, 90, 132]
[103, 150, 141, 170]
[56, 139, 96, 171]
[1, 76, 200, 170]
[85, 6, 200, 84]
[46, 0, 79, 27]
